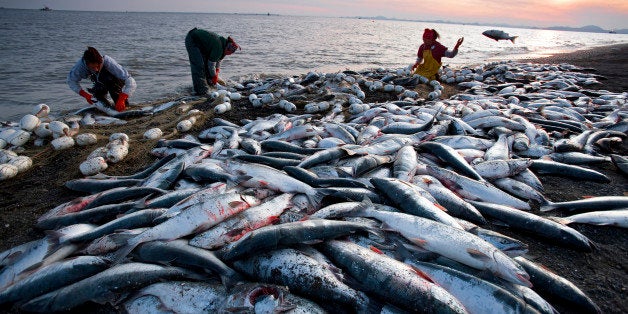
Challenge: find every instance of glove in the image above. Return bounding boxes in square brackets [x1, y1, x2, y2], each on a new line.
[115, 93, 128, 112]
[79, 89, 95, 104]
[211, 68, 220, 85]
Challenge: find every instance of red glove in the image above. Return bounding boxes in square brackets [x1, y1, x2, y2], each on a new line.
[211, 68, 220, 85]
[115, 93, 128, 112]
[79, 89, 95, 104]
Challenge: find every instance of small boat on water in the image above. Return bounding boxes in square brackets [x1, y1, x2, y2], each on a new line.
[40, 6, 52, 11]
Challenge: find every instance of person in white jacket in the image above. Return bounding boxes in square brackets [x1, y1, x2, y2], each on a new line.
[67, 47, 136, 112]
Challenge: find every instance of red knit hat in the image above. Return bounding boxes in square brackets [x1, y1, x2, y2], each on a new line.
[423, 28, 435, 41]
[226, 36, 240, 53]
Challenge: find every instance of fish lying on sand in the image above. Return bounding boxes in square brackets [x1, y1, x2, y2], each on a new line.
[1, 58, 625, 313]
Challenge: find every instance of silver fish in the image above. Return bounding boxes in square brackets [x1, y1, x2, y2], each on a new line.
[482, 29, 518, 43]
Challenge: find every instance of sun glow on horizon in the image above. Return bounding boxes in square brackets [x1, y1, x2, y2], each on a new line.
[0, 0, 625, 29]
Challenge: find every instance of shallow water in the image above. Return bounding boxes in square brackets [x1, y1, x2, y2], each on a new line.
[1, 8, 627, 121]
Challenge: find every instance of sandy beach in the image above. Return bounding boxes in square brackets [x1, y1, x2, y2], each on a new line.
[0, 44, 626, 313]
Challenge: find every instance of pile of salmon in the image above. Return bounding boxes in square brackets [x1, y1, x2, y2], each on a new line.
[1, 61, 626, 313]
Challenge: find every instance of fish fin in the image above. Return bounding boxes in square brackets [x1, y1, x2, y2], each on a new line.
[409, 237, 428, 249]
[370, 240, 397, 253]
[225, 227, 247, 238]
[3, 250, 26, 265]
[43, 229, 64, 245]
[228, 200, 247, 208]
[398, 242, 438, 261]
[87, 172, 110, 179]
[546, 216, 572, 225]
[110, 237, 141, 265]
[420, 176, 434, 185]
[434, 203, 448, 212]
[366, 226, 385, 242]
[408, 265, 436, 284]
[222, 306, 252, 313]
[21, 261, 44, 275]
[335, 167, 353, 178]
[490, 218, 511, 227]
[517, 273, 533, 288]
[91, 290, 119, 305]
[510, 36, 518, 43]
[369, 245, 384, 254]
[302, 239, 324, 245]
[467, 248, 491, 261]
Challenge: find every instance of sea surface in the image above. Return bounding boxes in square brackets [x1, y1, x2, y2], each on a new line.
[1, 8, 627, 121]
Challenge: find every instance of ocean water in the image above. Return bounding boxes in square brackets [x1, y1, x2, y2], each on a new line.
[1, 8, 627, 121]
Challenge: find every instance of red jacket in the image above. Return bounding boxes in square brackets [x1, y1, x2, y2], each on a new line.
[417, 41, 448, 63]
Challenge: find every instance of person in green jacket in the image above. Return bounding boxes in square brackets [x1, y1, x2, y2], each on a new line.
[185, 28, 240, 95]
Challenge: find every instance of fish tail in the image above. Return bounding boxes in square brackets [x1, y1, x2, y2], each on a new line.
[538, 197, 553, 207]
[306, 189, 328, 212]
[588, 239, 600, 252]
[510, 36, 518, 43]
[228, 175, 252, 189]
[110, 237, 141, 265]
[339, 146, 356, 156]
[221, 272, 245, 291]
[539, 202, 557, 212]
[342, 197, 376, 218]
[360, 296, 385, 314]
[131, 195, 150, 211]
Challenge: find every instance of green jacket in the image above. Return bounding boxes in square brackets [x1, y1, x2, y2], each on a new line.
[189, 29, 227, 62]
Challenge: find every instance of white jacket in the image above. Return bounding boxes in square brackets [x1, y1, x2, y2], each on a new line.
[67, 55, 136, 96]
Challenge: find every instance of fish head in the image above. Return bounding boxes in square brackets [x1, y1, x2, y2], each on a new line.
[222, 283, 290, 311]
[493, 252, 532, 287]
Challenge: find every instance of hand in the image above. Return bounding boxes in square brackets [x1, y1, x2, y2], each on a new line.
[79, 89, 95, 104]
[115, 93, 128, 112]
[454, 37, 464, 50]
[211, 68, 220, 85]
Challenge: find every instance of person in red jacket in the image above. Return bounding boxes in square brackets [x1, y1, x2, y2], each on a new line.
[411, 29, 463, 80]
[67, 47, 136, 112]
[185, 28, 240, 95]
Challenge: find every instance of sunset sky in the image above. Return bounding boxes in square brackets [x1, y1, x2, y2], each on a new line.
[1, 0, 627, 30]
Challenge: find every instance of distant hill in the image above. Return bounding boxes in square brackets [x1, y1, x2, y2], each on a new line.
[350, 15, 628, 34]
[546, 25, 628, 34]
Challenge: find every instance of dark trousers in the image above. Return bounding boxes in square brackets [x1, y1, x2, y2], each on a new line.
[88, 68, 126, 108]
[185, 28, 209, 95]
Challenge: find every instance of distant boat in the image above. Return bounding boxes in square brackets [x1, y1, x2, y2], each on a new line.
[40, 6, 52, 11]
[609, 30, 617, 34]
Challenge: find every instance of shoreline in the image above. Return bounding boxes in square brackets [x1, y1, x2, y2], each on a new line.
[0, 43, 626, 313]
[522, 43, 628, 92]
[1, 43, 627, 123]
